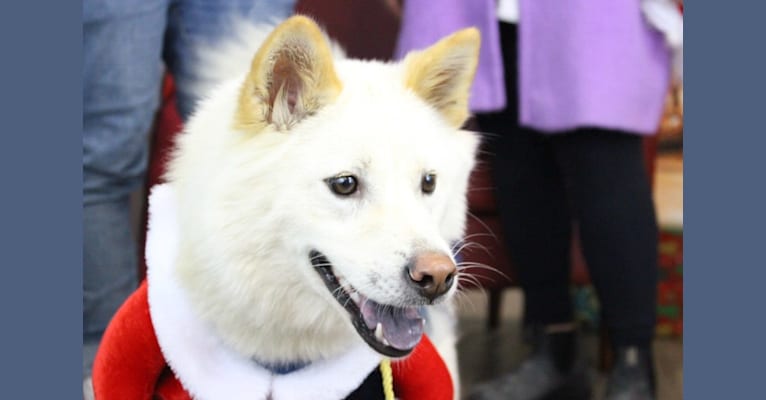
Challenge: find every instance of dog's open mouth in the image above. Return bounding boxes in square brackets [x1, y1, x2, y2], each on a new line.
[310, 250, 424, 357]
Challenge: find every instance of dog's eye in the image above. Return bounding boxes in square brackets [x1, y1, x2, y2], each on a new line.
[327, 175, 358, 196]
[421, 173, 437, 194]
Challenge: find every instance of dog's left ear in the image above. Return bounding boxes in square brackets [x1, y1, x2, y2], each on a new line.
[403, 28, 480, 128]
[235, 16, 342, 133]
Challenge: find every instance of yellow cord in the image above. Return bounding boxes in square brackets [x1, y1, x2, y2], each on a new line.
[380, 358, 395, 400]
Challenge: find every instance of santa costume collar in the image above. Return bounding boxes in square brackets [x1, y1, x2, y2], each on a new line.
[146, 184, 384, 400]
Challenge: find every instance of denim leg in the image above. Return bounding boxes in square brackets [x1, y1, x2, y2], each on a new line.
[83, 199, 139, 375]
[83, 0, 169, 204]
[83, 0, 168, 377]
[165, 0, 298, 120]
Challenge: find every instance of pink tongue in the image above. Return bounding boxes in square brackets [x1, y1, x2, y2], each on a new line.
[360, 298, 425, 350]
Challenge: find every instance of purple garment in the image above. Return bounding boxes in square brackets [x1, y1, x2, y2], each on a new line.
[519, 0, 671, 135]
[395, 0, 506, 112]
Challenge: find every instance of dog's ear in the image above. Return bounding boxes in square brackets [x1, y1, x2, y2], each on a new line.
[402, 28, 480, 128]
[235, 16, 342, 133]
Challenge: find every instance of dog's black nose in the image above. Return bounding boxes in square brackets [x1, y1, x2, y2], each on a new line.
[406, 252, 456, 302]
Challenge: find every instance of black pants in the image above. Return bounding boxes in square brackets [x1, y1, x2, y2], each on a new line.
[476, 23, 658, 347]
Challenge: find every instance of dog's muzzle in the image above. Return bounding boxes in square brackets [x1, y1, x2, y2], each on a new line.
[309, 250, 427, 358]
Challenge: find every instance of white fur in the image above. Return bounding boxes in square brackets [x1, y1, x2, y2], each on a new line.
[165, 18, 478, 398]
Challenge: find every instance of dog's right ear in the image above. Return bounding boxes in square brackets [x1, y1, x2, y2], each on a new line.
[235, 16, 342, 133]
[402, 28, 480, 129]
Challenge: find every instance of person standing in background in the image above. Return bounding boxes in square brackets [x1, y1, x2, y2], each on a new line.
[468, 1, 682, 399]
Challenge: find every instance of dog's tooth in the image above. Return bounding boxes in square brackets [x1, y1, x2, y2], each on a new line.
[350, 292, 360, 303]
[375, 323, 384, 341]
[382, 338, 390, 346]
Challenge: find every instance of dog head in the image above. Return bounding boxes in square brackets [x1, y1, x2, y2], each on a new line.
[169, 16, 480, 362]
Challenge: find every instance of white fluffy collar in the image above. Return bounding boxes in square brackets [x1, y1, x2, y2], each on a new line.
[145, 183, 383, 400]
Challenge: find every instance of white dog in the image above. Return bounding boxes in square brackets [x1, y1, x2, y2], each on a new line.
[95, 15, 481, 400]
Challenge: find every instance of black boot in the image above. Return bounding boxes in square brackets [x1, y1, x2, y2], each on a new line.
[468, 325, 592, 400]
[604, 346, 656, 400]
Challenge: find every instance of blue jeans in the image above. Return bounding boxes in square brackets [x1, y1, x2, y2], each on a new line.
[83, 0, 296, 377]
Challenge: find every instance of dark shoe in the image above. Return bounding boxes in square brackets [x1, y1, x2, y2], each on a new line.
[468, 325, 592, 400]
[604, 346, 656, 400]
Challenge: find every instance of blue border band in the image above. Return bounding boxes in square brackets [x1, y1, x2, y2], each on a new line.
[685, 2, 766, 399]
[0, 2, 82, 398]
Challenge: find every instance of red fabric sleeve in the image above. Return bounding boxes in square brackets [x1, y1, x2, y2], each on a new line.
[392, 335, 454, 400]
[92, 281, 170, 400]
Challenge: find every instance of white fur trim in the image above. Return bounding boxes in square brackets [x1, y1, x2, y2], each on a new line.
[146, 184, 382, 400]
